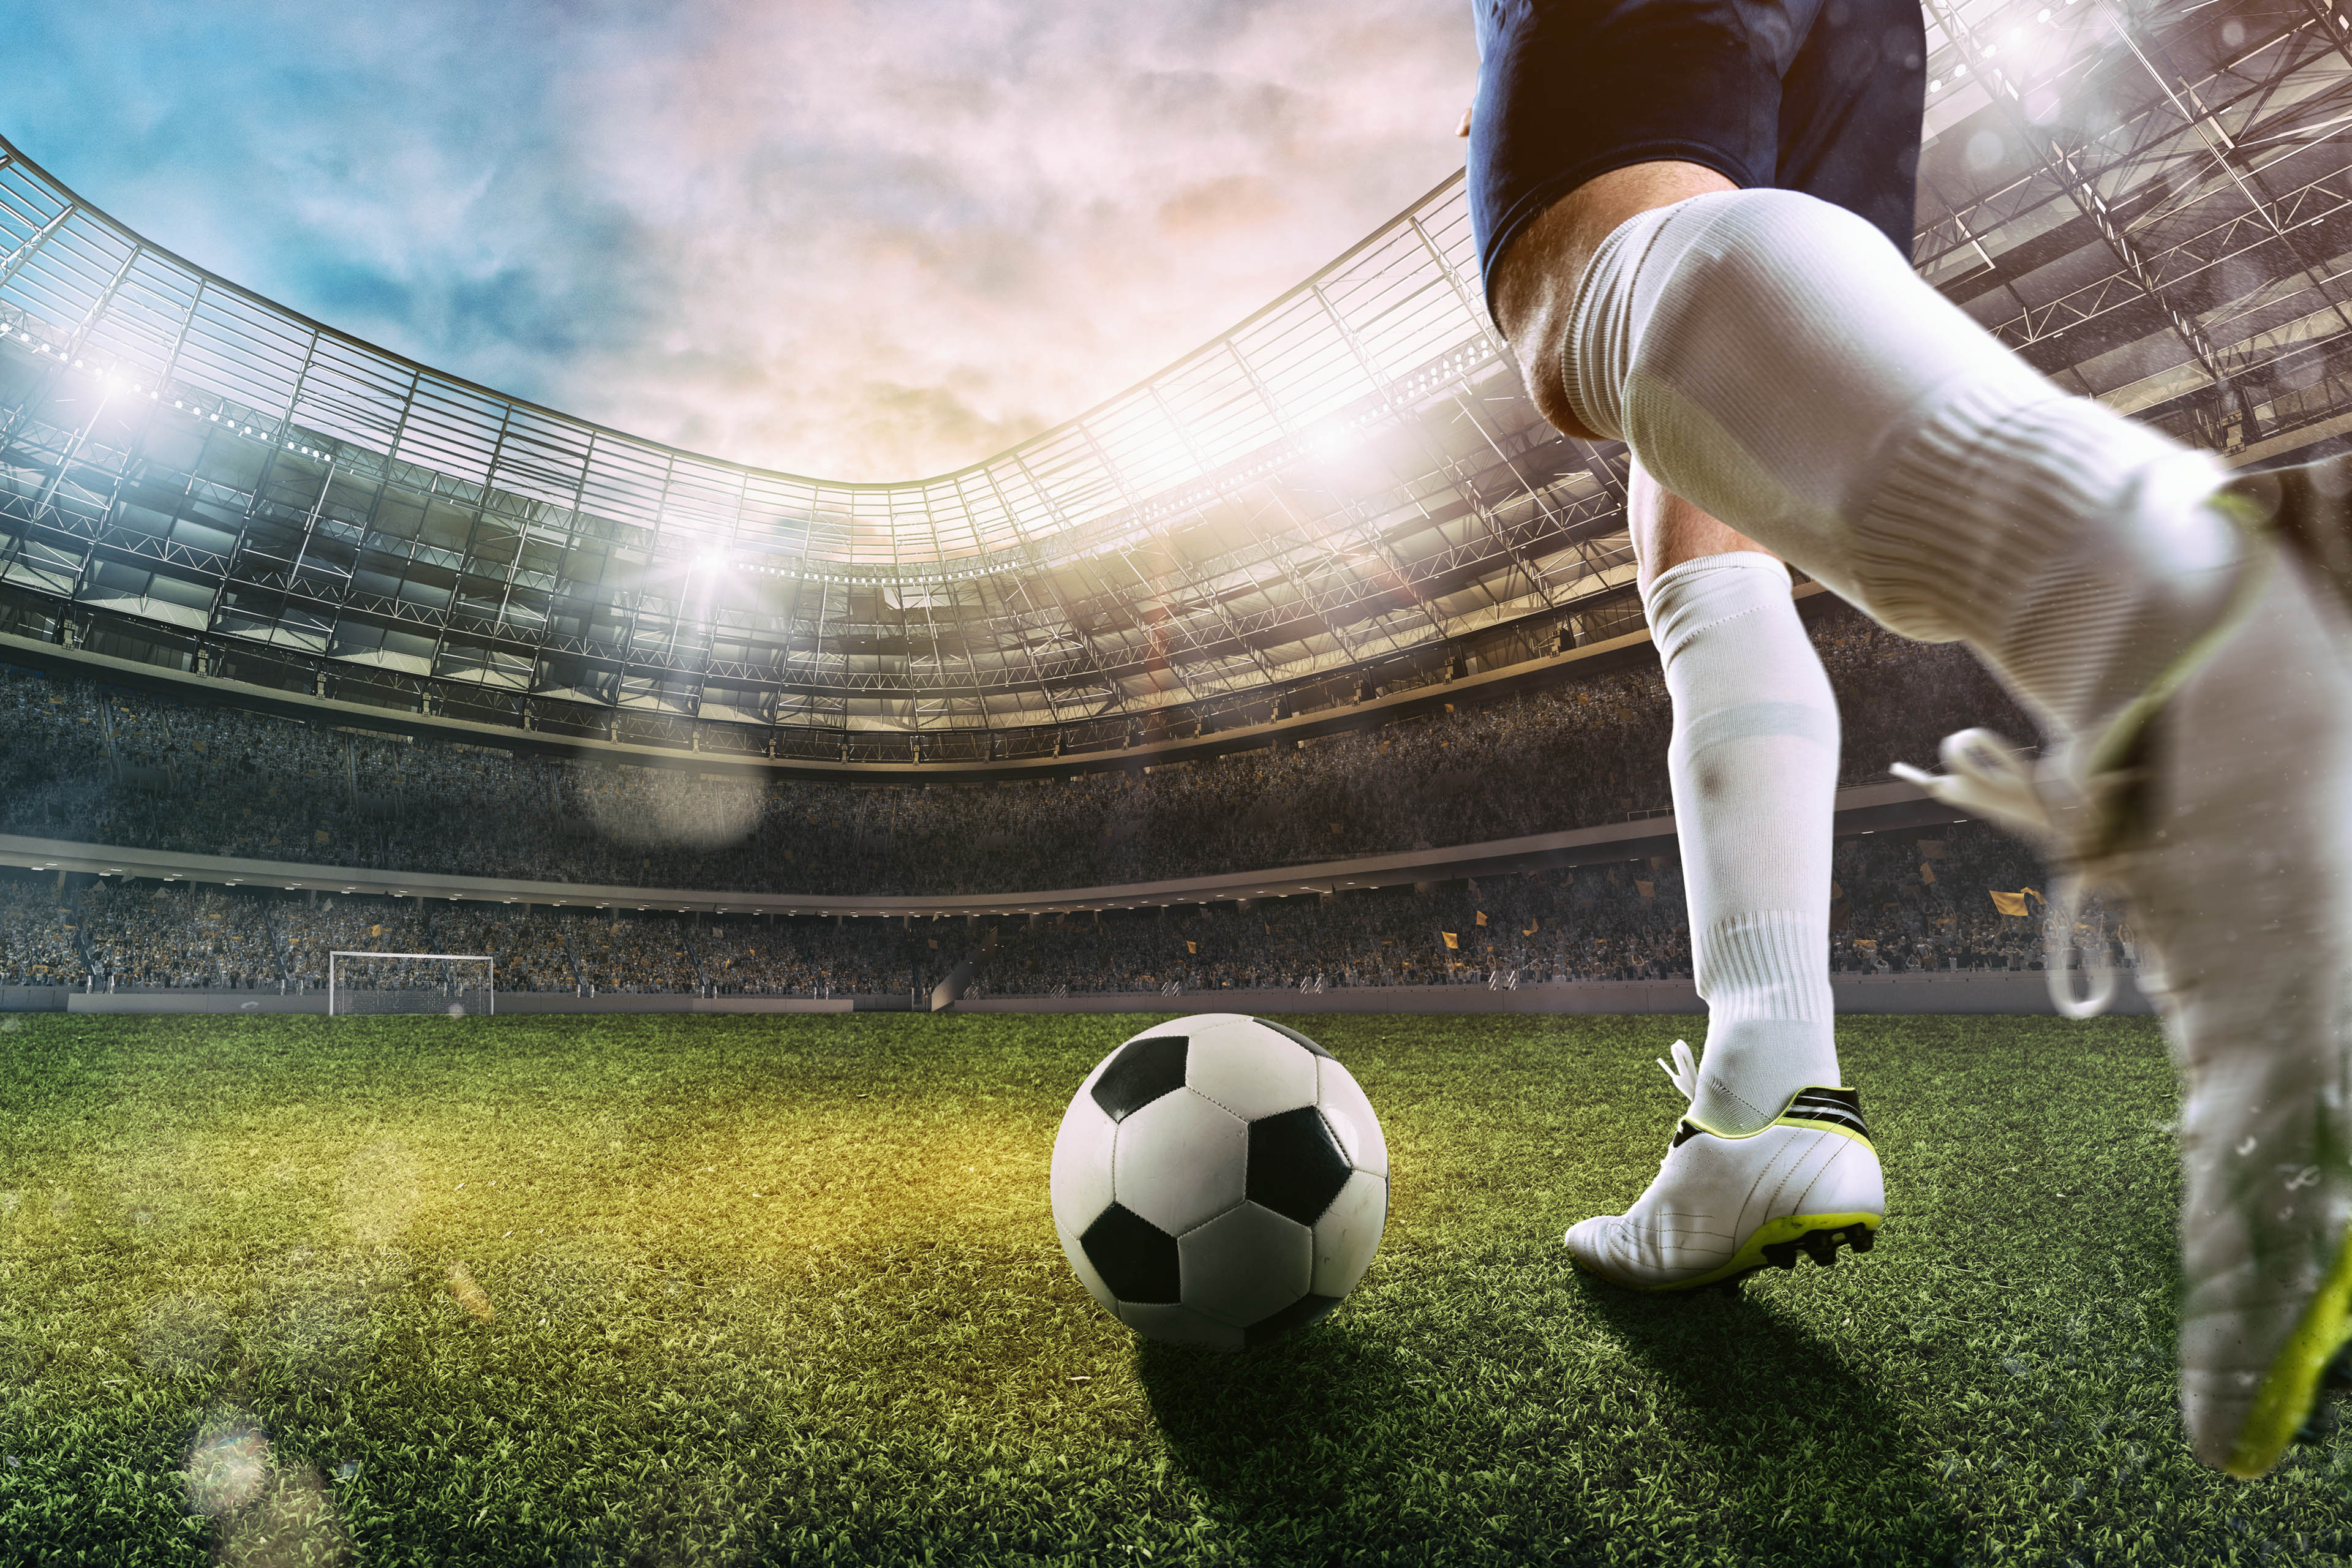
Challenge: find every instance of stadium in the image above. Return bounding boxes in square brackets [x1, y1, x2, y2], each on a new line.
[7, 1, 2352, 1561]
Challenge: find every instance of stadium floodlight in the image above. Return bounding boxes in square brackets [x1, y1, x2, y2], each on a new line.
[328, 952, 495, 1018]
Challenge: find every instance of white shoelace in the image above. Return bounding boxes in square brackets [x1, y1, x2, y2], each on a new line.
[1885, 515, 2277, 1022]
[1656, 1038, 1700, 1101]
[1891, 728, 2117, 1020]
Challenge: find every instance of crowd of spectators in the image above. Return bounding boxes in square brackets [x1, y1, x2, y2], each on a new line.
[0, 875, 85, 987]
[0, 601, 2036, 899]
[81, 882, 279, 990]
[0, 817, 2113, 1000]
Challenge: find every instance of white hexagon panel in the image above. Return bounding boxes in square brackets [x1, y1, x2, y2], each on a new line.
[1183, 1014, 1319, 1121]
[1055, 1220, 1116, 1312]
[1112, 1087, 1247, 1236]
[1049, 1016, 1389, 1351]
[1310, 1169, 1387, 1300]
[1179, 1202, 1312, 1328]
[1049, 1093, 1117, 1240]
[1314, 1054, 1389, 1178]
[1118, 1300, 1243, 1351]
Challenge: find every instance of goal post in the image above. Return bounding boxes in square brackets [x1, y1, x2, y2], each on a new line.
[327, 952, 496, 1017]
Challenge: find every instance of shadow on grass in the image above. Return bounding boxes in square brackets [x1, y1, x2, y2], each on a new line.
[1580, 1275, 1965, 1564]
[1134, 1321, 1431, 1561]
[1136, 1281, 1969, 1566]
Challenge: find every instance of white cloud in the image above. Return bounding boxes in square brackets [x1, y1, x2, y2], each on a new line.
[6, 0, 1475, 480]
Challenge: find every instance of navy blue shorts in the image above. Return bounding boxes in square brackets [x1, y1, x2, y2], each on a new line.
[1468, 0, 1926, 318]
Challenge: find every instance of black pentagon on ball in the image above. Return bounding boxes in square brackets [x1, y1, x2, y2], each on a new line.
[1091, 1035, 1188, 1122]
[1244, 1292, 1343, 1349]
[1247, 1106, 1353, 1226]
[1253, 1017, 1332, 1058]
[1080, 1202, 1182, 1304]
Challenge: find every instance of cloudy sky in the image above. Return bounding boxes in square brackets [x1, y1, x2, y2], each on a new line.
[2, 0, 1476, 481]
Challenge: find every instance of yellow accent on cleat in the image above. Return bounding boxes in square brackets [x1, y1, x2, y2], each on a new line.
[2223, 1224, 2352, 1480]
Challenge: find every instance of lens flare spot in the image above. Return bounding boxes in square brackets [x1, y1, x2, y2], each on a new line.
[447, 1262, 496, 1321]
[186, 1422, 270, 1518]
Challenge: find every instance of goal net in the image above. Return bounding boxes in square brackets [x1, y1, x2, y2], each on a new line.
[328, 952, 495, 1017]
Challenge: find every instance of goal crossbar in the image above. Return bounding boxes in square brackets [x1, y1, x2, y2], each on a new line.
[328, 951, 496, 1016]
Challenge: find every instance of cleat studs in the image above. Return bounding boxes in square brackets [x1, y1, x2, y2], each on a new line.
[1801, 1231, 1838, 1266]
[1852, 1227, 1876, 1254]
[1762, 1240, 1799, 1271]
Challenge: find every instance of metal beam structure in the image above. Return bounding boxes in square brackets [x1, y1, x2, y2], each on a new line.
[3, 0, 2351, 764]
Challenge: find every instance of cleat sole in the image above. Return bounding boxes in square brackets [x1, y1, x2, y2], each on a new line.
[1580, 1213, 1882, 1294]
[2224, 1218, 2352, 1479]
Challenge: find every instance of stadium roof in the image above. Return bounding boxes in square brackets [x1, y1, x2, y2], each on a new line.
[4, 0, 2351, 758]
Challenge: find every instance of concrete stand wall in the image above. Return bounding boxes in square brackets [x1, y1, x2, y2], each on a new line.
[7, 968, 2153, 1019]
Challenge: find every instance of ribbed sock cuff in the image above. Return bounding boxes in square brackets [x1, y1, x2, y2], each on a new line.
[1698, 909, 1833, 1025]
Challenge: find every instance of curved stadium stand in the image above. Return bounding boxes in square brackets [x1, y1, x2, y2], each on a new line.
[4, 15, 2346, 1012]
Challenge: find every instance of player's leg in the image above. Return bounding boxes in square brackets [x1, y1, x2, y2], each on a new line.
[1634, 475, 1839, 1138]
[1470, 0, 1890, 1292]
[1476, 0, 2352, 1476]
[1562, 469, 1880, 1292]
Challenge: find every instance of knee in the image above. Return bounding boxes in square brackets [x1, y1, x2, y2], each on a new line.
[1493, 162, 1743, 441]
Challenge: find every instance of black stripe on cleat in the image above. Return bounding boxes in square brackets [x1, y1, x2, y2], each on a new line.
[1784, 1087, 1870, 1140]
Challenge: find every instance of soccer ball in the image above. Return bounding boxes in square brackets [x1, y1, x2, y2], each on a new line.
[1049, 1014, 1388, 1349]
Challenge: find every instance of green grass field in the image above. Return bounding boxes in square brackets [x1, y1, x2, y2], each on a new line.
[1, 1010, 2349, 1567]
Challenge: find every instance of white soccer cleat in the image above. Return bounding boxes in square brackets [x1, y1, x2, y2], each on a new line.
[1894, 484, 2352, 1480]
[1565, 1041, 1885, 1293]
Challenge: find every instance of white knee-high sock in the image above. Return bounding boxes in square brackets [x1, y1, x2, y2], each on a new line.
[1646, 549, 1840, 1136]
[1564, 190, 2243, 751]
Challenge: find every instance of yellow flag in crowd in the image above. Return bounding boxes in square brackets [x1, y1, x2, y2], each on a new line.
[1523, 917, 1540, 935]
[1635, 880, 1656, 899]
[1989, 887, 2044, 918]
[1442, 932, 1459, 950]
[1186, 940, 1197, 954]
[1474, 910, 1487, 927]
[1920, 862, 1937, 884]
